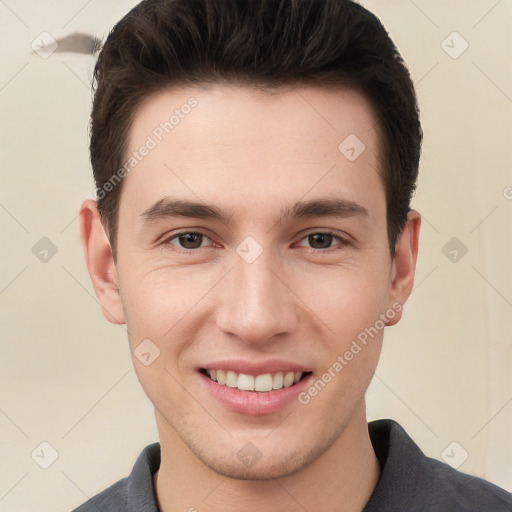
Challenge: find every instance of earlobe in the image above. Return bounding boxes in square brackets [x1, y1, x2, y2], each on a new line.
[386, 210, 421, 326]
[79, 199, 126, 325]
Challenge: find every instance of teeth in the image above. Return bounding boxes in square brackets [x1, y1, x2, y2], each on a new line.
[217, 369, 226, 385]
[283, 372, 294, 388]
[272, 372, 283, 389]
[254, 374, 273, 392]
[205, 369, 306, 392]
[225, 370, 238, 388]
[238, 373, 255, 391]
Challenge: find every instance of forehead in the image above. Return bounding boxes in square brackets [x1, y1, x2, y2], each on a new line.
[120, 83, 384, 222]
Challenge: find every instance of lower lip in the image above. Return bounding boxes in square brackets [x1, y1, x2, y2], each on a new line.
[199, 371, 313, 416]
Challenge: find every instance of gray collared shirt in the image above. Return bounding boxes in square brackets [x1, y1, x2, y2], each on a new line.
[72, 419, 512, 511]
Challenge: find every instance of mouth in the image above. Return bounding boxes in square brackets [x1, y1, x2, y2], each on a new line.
[199, 368, 313, 392]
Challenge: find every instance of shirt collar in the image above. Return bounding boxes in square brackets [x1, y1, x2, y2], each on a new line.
[127, 441, 161, 512]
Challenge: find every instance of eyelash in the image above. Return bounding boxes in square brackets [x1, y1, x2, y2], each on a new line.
[160, 229, 351, 254]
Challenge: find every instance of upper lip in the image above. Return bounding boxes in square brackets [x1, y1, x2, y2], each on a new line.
[199, 359, 312, 376]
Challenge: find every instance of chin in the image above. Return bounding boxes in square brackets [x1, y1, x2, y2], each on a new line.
[202, 455, 305, 481]
[192, 439, 327, 481]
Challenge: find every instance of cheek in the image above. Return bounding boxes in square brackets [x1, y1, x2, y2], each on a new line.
[292, 259, 391, 338]
[118, 262, 218, 345]
[119, 266, 206, 405]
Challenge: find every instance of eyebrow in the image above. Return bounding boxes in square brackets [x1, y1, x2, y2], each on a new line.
[140, 196, 369, 226]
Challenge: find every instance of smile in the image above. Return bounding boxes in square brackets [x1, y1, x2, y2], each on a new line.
[200, 368, 312, 392]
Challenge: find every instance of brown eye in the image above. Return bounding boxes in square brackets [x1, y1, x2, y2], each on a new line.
[297, 232, 348, 251]
[308, 233, 334, 249]
[164, 231, 213, 251]
[176, 233, 205, 249]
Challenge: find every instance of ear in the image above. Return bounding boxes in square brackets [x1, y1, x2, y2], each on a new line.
[79, 199, 126, 324]
[386, 210, 421, 326]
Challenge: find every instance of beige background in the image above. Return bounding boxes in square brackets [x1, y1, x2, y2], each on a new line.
[0, 0, 511, 510]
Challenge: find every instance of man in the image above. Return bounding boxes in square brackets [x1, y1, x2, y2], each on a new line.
[75, 0, 512, 510]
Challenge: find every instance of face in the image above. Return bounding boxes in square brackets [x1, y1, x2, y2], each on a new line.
[81, 83, 419, 480]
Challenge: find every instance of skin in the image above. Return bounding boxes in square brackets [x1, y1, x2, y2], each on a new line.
[80, 83, 421, 512]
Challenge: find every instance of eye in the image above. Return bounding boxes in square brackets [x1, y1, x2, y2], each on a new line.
[296, 232, 350, 251]
[163, 231, 215, 251]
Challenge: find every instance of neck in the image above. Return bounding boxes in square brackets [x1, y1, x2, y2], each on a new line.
[154, 403, 380, 512]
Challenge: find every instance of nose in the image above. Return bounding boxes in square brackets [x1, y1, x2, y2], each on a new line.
[215, 244, 299, 346]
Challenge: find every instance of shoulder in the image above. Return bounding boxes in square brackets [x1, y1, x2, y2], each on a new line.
[70, 443, 161, 512]
[71, 477, 129, 512]
[422, 453, 512, 510]
[366, 419, 512, 511]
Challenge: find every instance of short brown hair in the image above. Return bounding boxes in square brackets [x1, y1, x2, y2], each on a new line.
[90, 0, 422, 258]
